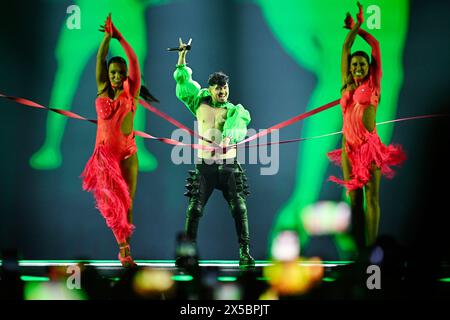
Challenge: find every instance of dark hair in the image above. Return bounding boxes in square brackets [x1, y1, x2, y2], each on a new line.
[139, 82, 159, 103]
[208, 71, 229, 87]
[350, 50, 371, 65]
[108, 56, 127, 68]
[105, 56, 159, 103]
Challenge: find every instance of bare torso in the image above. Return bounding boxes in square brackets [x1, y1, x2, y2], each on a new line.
[196, 103, 236, 160]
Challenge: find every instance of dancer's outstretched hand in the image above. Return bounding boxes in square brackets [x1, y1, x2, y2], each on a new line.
[356, 1, 364, 25]
[108, 14, 123, 40]
[100, 14, 122, 40]
[344, 12, 355, 29]
[99, 14, 112, 38]
[100, 14, 111, 34]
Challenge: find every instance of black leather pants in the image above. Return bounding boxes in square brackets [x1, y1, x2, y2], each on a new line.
[183, 160, 251, 246]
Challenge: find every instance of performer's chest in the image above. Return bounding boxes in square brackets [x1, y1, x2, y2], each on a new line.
[196, 104, 227, 129]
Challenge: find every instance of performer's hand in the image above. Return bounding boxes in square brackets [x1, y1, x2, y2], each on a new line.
[356, 1, 364, 25]
[99, 14, 112, 39]
[100, 14, 112, 35]
[343, 12, 355, 29]
[101, 14, 123, 40]
[177, 37, 191, 65]
[178, 37, 192, 53]
[109, 15, 123, 40]
[99, 26, 112, 40]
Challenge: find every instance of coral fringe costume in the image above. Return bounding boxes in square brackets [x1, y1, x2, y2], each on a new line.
[81, 27, 140, 242]
[328, 29, 406, 191]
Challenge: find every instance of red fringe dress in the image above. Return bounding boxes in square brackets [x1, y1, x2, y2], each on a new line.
[328, 29, 406, 192]
[81, 80, 137, 242]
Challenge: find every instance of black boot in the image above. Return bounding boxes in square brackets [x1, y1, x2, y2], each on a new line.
[176, 205, 201, 268]
[230, 199, 255, 269]
[175, 236, 199, 270]
[239, 243, 255, 269]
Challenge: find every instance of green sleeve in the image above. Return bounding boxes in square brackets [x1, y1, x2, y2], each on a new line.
[173, 64, 203, 116]
[222, 104, 251, 144]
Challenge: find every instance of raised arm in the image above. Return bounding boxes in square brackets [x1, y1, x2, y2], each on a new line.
[341, 13, 361, 88]
[177, 37, 191, 66]
[357, 28, 381, 88]
[105, 15, 141, 97]
[96, 24, 112, 95]
[173, 38, 203, 116]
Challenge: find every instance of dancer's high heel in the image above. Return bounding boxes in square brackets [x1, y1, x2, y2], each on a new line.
[118, 244, 137, 268]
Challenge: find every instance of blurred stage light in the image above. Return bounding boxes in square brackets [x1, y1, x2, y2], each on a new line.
[302, 201, 351, 235]
[271, 230, 300, 261]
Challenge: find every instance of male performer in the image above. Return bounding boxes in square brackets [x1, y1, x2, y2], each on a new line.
[173, 38, 255, 268]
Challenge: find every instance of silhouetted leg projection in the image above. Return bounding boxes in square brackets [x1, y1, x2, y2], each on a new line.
[30, 33, 96, 169]
[30, 0, 166, 171]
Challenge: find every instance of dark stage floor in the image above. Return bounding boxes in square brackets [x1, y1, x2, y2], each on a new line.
[1, 259, 450, 300]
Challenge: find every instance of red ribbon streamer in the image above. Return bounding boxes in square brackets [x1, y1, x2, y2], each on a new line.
[237, 99, 341, 146]
[1, 92, 340, 150]
[2, 92, 445, 150]
[244, 113, 448, 148]
[0, 92, 214, 151]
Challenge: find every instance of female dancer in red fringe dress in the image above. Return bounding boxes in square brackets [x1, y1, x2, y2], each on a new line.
[328, 3, 406, 251]
[82, 14, 156, 268]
